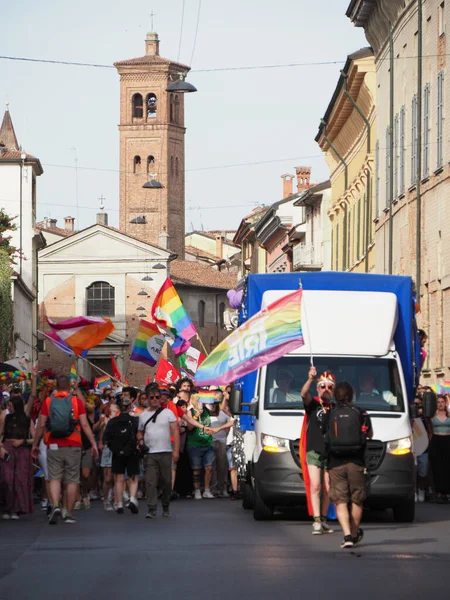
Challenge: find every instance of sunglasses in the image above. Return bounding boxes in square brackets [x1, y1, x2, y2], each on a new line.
[318, 384, 334, 391]
[148, 395, 161, 399]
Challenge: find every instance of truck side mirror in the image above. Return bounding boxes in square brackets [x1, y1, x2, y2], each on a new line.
[229, 388, 242, 415]
[422, 391, 437, 419]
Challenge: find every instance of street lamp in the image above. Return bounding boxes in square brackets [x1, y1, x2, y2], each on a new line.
[130, 216, 147, 224]
[142, 173, 164, 189]
[166, 73, 197, 93]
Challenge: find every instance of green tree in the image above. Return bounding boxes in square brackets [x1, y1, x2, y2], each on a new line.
[0, 247, 13, 361]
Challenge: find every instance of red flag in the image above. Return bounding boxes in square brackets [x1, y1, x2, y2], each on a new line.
[111, 354, 122, 381]
[155, 358, 180, 385]
[123, 376, 130, 386]
[145, 375, 151, 386]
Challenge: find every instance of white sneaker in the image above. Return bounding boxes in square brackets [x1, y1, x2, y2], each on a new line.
[61, 508, 68, 519]
[123, 491, 130, 503]
[127, 497, 139, 514]
[418, 490, 426, 503]
[2, 514, 10, 520]
[108, 489, 114, 502]
[10, 513, 19, 520]
[321, 520, 334, 534]
[89, 491, 98, 501]
[194, 489, 202, 500]
[104, 501, 114, 512]
[74, 501, 82, 510]
[40, 499, 49, 511]
[203, 489, 215, 499]
[312, 521, 323, 535]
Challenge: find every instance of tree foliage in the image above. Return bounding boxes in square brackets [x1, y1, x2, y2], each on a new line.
[0, 208, 20, 262]
[0, 247, 13, 361]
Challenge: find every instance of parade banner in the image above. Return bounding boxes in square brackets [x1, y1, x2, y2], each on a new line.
[130, 320, 165, 367]
[46, 316, 114, 356]
[195, 289, 304, 387]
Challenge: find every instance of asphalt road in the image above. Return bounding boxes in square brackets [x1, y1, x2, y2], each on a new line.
[0, 499, 449, 600]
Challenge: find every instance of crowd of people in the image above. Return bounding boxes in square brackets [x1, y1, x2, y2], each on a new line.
[0, 370, 239, 524]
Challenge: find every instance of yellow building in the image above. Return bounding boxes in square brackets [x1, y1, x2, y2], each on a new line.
[315, 48, 376, 272]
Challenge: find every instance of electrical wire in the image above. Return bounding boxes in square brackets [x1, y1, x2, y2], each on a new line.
[189, 0, 202, 66]
[177, 0, 186, 62]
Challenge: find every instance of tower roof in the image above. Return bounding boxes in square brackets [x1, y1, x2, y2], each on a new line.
[0, 104, 19, 151]
[114, 32, 190, 72]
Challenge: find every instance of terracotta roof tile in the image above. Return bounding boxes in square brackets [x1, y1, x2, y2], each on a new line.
[0, 108, 19, 151]
[114, 55, 190, 70]
[185, 245, 221, 262]
[0, 149, 38, 160]
[36, 222, 73, 237]
[170, 259, 237, 290]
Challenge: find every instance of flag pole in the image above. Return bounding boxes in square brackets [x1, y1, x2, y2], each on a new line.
[77, 355, 121, 385]
[196, 334, 209, 356]
[299, 279, 314, 367]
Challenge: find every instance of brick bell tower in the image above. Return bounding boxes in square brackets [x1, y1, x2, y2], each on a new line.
[114, 32, 190, 258]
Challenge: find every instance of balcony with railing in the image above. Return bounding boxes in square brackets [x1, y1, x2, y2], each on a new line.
[293, 242, 323, 271]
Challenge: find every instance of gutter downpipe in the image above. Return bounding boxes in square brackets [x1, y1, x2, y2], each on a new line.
[341, 70, 372, 273]
[320, 119, 349, 271]
[416, 0, 423, 304]
[388, 26, 395, 275]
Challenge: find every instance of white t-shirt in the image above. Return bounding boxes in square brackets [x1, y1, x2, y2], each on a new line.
[138, 408, 176, 453]
[210, 410, 231, 445]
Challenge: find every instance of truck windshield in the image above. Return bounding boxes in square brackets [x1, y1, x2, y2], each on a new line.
[264, 356, 405, 413]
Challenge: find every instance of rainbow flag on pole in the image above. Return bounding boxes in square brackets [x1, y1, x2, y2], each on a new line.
[195, 289, 304, 387]
[46, 316, 115, 356]
[152, 277, 197, 342]
[69, 363, 77, 380]
[130, 320, 166, 367]
[95, 375, 112, 389]
[197, 389, 217, 404]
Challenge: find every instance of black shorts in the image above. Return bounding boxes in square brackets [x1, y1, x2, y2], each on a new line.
[111, 453, 140, 477]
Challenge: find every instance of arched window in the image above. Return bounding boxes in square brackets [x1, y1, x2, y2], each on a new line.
[174, 95, 180, 123]
[219, 302, 226, 329]
[86, 281, 115, 317]
[170, 156, 174, 176]
[133, 156, 142, 174]
[170, 96, 174, 122]
[147, 155, 155, 174]
[146, 93, 157, 119]
[132, 94, 143, 118]
[198, 300, 206, 328]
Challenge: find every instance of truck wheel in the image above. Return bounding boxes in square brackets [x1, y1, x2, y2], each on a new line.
[392, 498, 415, 523]
[242, 482, 254, 510]
[253, 485, 274, 521]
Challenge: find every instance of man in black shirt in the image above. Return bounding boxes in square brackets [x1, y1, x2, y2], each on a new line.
[322, 381, 372, 549]
[300, 366, 336, 535]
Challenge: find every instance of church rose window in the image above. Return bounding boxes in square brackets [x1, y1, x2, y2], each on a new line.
[132, 94, 143, 118]
[87, 281, 115, 318]
[146, 93, 157, 119]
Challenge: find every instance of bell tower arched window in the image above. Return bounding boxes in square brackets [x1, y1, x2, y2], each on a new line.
[86, 281, 115, 317]
[146, 93, 157, 119]
[174, 95, 180, 124]
[133, 156, 142, 174]
[170, 96, 174, 122]
[170, 156, 174, 176]
[132, 94, 143, 118]
[147, 155, 155, 174]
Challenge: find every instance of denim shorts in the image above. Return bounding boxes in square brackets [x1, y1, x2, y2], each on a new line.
[417, 452, 429, 478]
[226, 444, 235, 470]
[187, 445, 215, 470]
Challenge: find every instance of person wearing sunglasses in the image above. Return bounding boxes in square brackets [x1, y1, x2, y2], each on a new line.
[300, 367, 336, 535]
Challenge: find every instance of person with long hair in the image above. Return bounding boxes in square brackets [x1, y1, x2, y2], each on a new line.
[0, 395, 35, 519]
[429, 395, 450, 502]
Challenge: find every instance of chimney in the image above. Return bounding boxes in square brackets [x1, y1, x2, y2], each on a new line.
[295, 166, 311, 193]
[216, 234, 224, 259]
[64, 216, 75, 232]
[96, 211, 108, 226]
[145, 32, 160, 56]
[281, 174, 294, 199]
[43, 217, 49, 229]
[159, 229, 170, 249]
[49, 218, 57, 228]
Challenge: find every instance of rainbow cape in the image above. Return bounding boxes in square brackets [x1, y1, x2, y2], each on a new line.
[152, 277, 197, 342]
[130, 320, 165, 367]
[195, 289, 304, 387]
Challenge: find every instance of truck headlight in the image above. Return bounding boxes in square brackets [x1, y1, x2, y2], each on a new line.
[386, 437, 412, 455]
[261, 434, 289, 453]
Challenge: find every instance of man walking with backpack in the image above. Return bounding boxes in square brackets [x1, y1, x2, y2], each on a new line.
[103, 395, 140, 515]
[322, 381, 373, 549]
[32, 375, 99, 525]
[137, 384, 180, 519]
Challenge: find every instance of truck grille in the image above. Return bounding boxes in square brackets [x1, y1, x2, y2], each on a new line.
[290, 439, 385, 473]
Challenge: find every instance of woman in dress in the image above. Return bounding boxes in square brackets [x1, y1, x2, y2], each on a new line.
[0, 395, 35, 519]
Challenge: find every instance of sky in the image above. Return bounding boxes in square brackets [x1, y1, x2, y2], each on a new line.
[0, 0, 366, 233]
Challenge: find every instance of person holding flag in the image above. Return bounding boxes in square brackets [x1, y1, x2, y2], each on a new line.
[300, 367, 335, 535]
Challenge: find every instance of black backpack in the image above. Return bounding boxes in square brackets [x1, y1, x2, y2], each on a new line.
[106, 416, 137, 457]
[327, 405, 366, 456]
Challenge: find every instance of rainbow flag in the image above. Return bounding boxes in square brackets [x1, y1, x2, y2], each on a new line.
[444, 380, 450, 394]
[46, 316, 115, 357]
[95, 375, 112, 389]
[195, 289, 304, 387]
[152, 277, 197, 342]
[130, 320, 165, 367]
[69, 363, 77, 380]
[197, 389, 217, 404]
